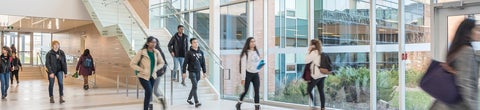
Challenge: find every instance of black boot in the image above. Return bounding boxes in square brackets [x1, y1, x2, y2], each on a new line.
[195, 102, 202, 108]
[149, 104, 153, 110]
[235, 102, 242, 110]
[187, 100, 194, 105]
[255, 105, 260, 110]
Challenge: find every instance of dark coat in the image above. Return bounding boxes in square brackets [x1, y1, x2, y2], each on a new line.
[45, 49, 67, 74]
[168, 32, 189, 57]
[76, 55, 95, 76]
[182, 47, 206, 78]
[0, 55, 11, 73]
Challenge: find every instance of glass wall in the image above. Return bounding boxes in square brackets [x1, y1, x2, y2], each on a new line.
[269, 0, 310, 105]
[403, 0, 432, 110]
[314, 0, 372, 109]
[152, 0, 434, 109]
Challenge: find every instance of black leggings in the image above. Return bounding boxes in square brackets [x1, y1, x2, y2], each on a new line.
[11, 70, 19, 84]
[307, 77, 326, 108]
[239, 72, 260, 104]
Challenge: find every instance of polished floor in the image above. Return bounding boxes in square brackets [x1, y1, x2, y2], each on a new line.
[0, 72, 295, 110]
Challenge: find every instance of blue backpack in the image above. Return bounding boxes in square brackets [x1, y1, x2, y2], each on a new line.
[83, 58, 93, 68]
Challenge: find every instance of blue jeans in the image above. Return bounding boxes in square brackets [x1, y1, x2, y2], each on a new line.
[187, 71, 200, 103]
[172, 57, 185, 80]
[48, 71, 64, 97]
[139, 77, 155, 110]
[0, 72, 10, 97]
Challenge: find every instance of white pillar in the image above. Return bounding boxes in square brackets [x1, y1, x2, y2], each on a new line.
[188, 0, 193, 38]
[398, 0, 406, 110]
[263, 0, 269, 101]
[209, 0, 221, 99]
[369, 0, 377, 110]
[308, 0, 314, 40]
[247, 0, 254, 37]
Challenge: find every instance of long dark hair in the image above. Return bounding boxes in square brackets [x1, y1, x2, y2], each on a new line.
[143, 36, 158, 49]
[82, 49, 91, 57]
[2, 46, 10, 57]
[240, 37, 259, 58]
[447, 18, 476, 60]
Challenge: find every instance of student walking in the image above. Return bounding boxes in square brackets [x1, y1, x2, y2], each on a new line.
[429, 18, 480, 110]
[76, 49, 95, 90]
[168, 25, 189, 86]
[45, 40, 68, 103]
[130, 36, 165, 110]
[305, 39, 332, 110]
[0, 46, 11, 99]
[236, 37, 264, 110]
[10, 52, 22, 85]
[182, 38, 207, 108]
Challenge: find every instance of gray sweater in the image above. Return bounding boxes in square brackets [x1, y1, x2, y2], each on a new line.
[430, 46, 479, 110]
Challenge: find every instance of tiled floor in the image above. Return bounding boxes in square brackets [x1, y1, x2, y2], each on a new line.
[0, 73, 295, 110]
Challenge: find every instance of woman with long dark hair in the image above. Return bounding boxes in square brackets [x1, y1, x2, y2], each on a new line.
[76, 49, 95, 90]
[130, 36, 165, 110]
[236, 37, 263, 110]
[430, 18, 480, 110]
[0, 46, 11, 99]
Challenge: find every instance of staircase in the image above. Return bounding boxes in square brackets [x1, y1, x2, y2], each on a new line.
[82, 0, 220, 106]
[19, 66, 43, 80]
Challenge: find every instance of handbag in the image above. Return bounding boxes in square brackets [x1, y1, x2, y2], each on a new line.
[419, 60, 461, 104]
[302, 63, 312, 81]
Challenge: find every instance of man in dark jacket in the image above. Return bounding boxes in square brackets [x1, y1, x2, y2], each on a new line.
[182, 38, 206, 108]
[45, 40, 67, 103]
[168, 25, 189, 86]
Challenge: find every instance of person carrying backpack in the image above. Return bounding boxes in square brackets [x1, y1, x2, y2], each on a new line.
[76, 49, 95, 90]
[304, 39, 333, 110]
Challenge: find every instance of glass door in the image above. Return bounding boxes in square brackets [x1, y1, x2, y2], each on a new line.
[18, 32, 33, 65]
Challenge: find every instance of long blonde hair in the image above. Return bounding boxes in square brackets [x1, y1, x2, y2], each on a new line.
[310, 39, 322, 55]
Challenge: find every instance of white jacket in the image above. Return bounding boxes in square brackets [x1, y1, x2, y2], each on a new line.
[305, 50, 327, 79]
[240, 50, 261, 80]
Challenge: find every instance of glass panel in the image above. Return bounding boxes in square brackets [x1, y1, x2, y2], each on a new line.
[19, 33, 31, 64]
[314, 0, 371, 109]
[193, 10, 210, 44]
[275, 0, 308, 48]
[193, 0, 209, 9]
[220, 3, 247, 50]
[270, 0, 310, 105]
[403, 0, 433, 110]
